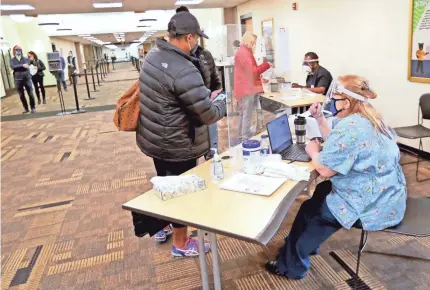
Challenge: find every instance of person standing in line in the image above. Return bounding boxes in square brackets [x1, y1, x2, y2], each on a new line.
[53, 51, 68, 91]
[234, 32, 271, 142]
[176, 5, 222, 160]
[9, 45, 36, 114]
[135, 11, 226, 256]
[104, 53, 110, 72]
[111, 52, 116, 70]
[28, 51, 47, 105]
[67, 51, 77, 85]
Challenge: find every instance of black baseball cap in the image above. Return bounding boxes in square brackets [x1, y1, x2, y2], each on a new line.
[167, 11, 208, 39]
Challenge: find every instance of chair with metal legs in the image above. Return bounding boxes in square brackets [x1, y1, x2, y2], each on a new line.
[394, 93, 430, 182]
[354, 197, 430, 290]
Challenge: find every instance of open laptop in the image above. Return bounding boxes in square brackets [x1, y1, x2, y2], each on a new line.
[266, 114, 311, 162]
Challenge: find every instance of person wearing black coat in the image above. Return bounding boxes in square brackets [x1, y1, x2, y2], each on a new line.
[28, 51, 47, 105]
[177, 6, 223, 160]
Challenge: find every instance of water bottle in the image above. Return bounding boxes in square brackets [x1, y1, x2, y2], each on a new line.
[260, 135, 270, 156]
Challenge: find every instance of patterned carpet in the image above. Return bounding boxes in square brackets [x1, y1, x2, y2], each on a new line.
[1, 68, 430, 290]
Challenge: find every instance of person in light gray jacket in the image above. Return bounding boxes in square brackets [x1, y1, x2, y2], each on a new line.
[10, 45, 36, 113]
[135, 11, 226, 257]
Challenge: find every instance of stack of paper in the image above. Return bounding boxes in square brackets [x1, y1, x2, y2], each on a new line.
[219, 173, 287, 196]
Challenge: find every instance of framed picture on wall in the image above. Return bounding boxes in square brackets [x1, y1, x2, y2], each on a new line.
[408, 0, 430, 83]
[261, 18, 275, 65]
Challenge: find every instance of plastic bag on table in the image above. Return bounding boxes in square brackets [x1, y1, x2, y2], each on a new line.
[151, 174, 206, 201]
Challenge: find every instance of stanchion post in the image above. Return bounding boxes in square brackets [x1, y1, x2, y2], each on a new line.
[71, 73, 86, 114]
[90, 65, 97, 92]
[100, 61, 104, 81]
[95, 63, 101, 85]
[83, 64, 93, 100]
[103, 60, 107, 77]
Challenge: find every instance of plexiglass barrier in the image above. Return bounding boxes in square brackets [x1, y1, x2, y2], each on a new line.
[210, 24, 288, 173]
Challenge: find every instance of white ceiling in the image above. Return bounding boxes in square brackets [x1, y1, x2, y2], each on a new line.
[0, 0, 247, 15]
[37, 9, 213, 45]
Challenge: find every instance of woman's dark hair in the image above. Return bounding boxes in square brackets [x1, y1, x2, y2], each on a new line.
[28, 51, 38, 60]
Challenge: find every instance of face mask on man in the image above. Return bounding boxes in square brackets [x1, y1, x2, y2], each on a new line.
[302, 65, 312, 74]
[190, 43, 198, 55]
[187, 36, 197, 55]
[15, 49, 22, 56]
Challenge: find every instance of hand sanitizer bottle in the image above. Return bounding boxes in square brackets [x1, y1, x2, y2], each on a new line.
[211, 148, 224, 182]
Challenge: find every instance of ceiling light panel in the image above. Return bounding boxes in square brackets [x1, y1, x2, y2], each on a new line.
[93, 2, 123, 9]
[0, 4, 35, 11]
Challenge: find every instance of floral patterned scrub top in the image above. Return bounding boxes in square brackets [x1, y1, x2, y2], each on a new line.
[318, 114, 407, 231]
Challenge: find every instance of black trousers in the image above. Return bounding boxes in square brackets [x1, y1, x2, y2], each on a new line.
[416, 61, 424, 73]
[32, 75, 45, 101]
[153, 158, 197, 229]
[16, 78, 35, 111]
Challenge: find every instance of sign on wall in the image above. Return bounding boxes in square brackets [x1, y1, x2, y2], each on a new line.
[408, 0, 430, 83]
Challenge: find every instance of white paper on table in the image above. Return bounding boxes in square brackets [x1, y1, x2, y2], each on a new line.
[219, 173, 287, 196]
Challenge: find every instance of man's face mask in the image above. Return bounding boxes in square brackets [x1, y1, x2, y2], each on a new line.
[15, 49, 22, 56]
[302, 59, 318, 75]
[187, 35, 197, 55]
[302, 64, 312, 74]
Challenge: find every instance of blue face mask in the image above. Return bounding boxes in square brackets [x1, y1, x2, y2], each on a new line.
[329, 98, 346, 116]
[16, 50, 22, 56]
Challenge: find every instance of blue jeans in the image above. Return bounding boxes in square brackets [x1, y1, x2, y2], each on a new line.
[276, 181, 361, 278]
[15, 77, 35, 111]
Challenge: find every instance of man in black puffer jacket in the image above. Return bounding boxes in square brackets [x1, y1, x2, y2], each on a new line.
[176, 6, 222, 160]
[135, 11, 226, 256]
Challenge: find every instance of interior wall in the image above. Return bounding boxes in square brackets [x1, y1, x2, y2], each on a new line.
[237, 0, 430, 150]
[0, 16, 56, 87]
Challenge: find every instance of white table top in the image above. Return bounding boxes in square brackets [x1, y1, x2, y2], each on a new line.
[122, 146, 318, 245]
[261, 91, 325, 108]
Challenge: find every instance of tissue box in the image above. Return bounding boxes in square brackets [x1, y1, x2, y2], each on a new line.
[151, 175, 206, 201]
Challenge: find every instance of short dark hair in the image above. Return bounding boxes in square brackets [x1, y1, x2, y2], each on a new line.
[305, 52, 319, 60]
[176, 6, 189, 13]
[28, 51, 38, 60]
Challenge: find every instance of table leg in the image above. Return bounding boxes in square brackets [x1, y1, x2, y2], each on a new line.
[198, 230, 210, 290]
[210, 233, 222, 290]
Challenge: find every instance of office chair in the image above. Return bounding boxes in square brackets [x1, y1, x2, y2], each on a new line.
[395, 93, 430, 181]
[353, 197, 430, 290]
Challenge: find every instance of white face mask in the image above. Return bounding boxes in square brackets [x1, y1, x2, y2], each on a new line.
[302, 65, 312, 74]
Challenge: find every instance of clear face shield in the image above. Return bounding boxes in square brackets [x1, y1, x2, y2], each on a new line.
[302, 59, 318, 74]
[323, 80, 369, 116]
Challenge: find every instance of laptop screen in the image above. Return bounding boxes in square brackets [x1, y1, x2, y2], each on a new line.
[267, 114, 293, 154]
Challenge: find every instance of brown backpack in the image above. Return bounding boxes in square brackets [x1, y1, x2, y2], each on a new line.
[113, 81, 140, 131]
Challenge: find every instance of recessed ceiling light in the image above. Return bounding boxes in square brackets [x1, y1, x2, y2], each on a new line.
[174, 0, 203, 5]
[38, 22, 59, 26]
[139, 19, 156, 22]
[0, 4, 35, 11]
[93, 2, 123, 8]
[57, 28, 72, 31]
[137, 25, 150, 28]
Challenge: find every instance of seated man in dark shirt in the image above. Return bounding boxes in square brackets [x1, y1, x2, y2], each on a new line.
[292, 52, 333, 95]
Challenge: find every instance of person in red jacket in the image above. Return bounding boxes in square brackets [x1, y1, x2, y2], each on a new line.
[234, 32, 271, 141]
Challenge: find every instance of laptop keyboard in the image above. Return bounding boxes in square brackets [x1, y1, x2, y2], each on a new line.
[282, 145, 308, 160]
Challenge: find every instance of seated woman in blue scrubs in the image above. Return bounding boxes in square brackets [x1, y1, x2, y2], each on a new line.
[265, 75, 407, 279]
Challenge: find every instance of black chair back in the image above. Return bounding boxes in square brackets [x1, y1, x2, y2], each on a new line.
[419, 93, 430, 120]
